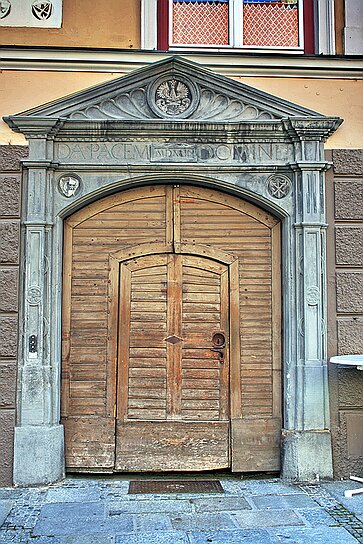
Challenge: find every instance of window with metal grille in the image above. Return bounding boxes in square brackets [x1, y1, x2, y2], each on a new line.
[162, 0, 310, 51]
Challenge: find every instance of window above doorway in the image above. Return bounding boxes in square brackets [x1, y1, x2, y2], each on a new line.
[154, 0, 315, 53]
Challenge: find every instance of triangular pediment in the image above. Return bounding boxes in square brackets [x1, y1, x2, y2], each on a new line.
[8, 57, 324, 123]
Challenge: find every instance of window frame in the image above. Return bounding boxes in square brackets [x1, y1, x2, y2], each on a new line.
[169, 0, 304, 51]
[156, 0, 316, 54]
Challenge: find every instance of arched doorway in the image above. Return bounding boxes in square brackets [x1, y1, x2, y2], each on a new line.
[61, 184, 282, 472]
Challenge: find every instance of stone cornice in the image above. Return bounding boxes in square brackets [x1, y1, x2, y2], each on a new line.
[0, 47, 362, 80]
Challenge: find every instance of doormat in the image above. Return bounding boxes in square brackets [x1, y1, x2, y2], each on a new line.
[128, 480, 224, 494]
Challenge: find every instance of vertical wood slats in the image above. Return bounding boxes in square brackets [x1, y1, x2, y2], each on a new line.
[62, 184, 281, 471]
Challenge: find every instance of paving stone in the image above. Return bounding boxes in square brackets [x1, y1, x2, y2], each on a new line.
[322, 481, 363, 515]
[40, 500, 105, 519]
[109, 499, 192, 515]
[133, 513, 173, 532]
[234, 509, 305, 529]
[296, 508, 337, 527]
[269, 526, 358, 543]
[0, 490, 22, 500]
[191, 497, 252, 512]
[189, 529, 275, 544]
[251, 494, 318, 510]
[115, 532, 190, 544]
[170, 513, 237, 531]
[61, 535, 114, 543]
[0, 500, 12, 526]
[237, 480, 305, 496]
[33, 515, 134, 537]
[45, 487, 103, 503]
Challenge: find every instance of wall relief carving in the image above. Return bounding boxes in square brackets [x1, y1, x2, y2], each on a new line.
[69, 82, 276, 122]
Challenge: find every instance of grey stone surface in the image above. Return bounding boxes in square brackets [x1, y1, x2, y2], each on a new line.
[0, 222, 20, 264]
[0, 317, 18, 358]
[0, 176, 21, 217]
[281, 430, 333, 481]
[296, 508, 337, 526]
[13, 425, 65, 486]
[335, 226, 363, 266]
[109, 499, 193, 515]
[234, 509, 304, 528]
[250, 494, 318, 510]
[2, 476, 363, 543]
[0, 145, 28, 171]
[115, 533, 190, 544]
[334, 179, 363, 220]
[322, 481, 363, 515]
[333, 149, 363, 176]
[0, 501, 12, 526]
[191, 496, 252, 512]
[45, 487, 102, 504]
[0, 363, 16, 407]
[336, 271, 363, 313]
[337, 318, 363, 355]
[190, 529, 275, 544]
[269, 527, 358, 543]
[0, 269, 18, 313]
[133, 513, 173, 532]
[170, 513, 237, 531]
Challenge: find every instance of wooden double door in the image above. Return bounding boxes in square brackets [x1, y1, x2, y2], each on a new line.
[116, 252, 230, 470]
[62, 185, 281, 472]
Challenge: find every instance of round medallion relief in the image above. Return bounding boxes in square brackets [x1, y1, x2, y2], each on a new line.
[27, 286, 42, 305]
[58, 174, 81, 198]
[148, 76, 199, 119]
[267, 174, 292, 199]
[0, 0, 11, 19]
[32, 1, 53, 20]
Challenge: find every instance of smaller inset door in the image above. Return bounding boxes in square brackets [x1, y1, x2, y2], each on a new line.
[115, 253, 230, 471]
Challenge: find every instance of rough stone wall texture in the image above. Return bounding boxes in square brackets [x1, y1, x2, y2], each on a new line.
[0, 145, 27, 487]
[328, 149, 363, 479]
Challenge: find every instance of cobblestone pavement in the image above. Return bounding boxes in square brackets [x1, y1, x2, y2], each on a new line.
[0, 476, 362, 543]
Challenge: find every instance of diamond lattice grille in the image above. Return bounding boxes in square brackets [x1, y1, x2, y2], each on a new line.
[243, 4, 299, 47]
[172, 2, 229, 45]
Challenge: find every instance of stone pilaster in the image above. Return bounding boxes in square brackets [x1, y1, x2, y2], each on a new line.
[281, 119, 335, 481]
[13, 139, 64, 486]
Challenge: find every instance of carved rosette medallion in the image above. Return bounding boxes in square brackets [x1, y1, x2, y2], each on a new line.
[267, 174, 292, 199]
[148, 75, 199, 119]
[58, 174, 81, 198]
[306, 286, 320, 306]
[27, 286, 41, 305]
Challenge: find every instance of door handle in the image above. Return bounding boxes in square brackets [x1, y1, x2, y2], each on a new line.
[210, 347, 225, 364]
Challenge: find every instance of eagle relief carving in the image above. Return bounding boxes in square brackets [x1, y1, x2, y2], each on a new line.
[155, 79, 192, 116]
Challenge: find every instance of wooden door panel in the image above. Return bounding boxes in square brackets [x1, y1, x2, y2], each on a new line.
[115, 253, 230, 470]
[63, 185, 281, 472]
[116, 421, 229, 471]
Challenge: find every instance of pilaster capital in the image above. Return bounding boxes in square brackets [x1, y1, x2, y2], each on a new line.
[283, 117, 343, 142]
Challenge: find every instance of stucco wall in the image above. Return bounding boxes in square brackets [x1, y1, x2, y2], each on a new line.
[0, 0, 140, 49]
[0, 145, 27, 487]
[327, 149, 363, 479]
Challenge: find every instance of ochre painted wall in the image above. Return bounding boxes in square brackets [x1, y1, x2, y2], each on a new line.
[0, 0, 140, 49]
[1, 70, 361, 149]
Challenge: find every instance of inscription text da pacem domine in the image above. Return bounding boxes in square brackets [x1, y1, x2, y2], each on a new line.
[56, 142, 292, 164]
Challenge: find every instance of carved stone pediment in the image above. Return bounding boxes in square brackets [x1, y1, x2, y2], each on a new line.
[7, 57, 326, 124]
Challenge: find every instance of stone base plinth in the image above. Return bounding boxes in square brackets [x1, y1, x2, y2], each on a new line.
[13, 424, 65, 486]
[281, 429, 333, 482]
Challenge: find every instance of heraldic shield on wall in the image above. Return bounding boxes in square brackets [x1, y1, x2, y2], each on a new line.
[4, 57, 342, 485]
